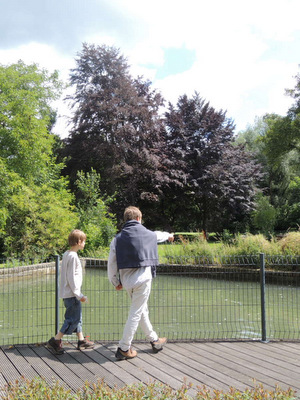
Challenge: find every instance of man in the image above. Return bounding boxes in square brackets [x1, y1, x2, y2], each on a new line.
[108, 206, 174, 360]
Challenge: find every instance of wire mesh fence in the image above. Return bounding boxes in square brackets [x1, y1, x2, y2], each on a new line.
[0, 255, 299, 346]
[0, 259, 56, 346]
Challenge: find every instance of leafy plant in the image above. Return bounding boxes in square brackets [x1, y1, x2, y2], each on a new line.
[2, 377, 296, 400]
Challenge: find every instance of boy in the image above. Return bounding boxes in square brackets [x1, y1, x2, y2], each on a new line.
[47, 229, 94, 355]
[108, 206, 174, 360]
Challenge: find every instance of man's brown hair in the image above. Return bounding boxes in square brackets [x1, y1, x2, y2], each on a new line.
[68, 229, 87, 246]
[123, 206, 142, 222]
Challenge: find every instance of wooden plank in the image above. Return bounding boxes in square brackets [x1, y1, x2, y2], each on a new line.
[50, 343, 100, 387]
[229, 342, 300, 371]
[132, 342, 215, 396]
[32, 343, 87, 392]
[266, 342, 300, 362]
[184, 342, 286, 391]
[278, 342, 300, 351]
[105, 341, 199, 398]
[0, 342, 299, 396]
[205, 342, 300, 391]
[174, 342, 263, 390]
[127, 342, 203, 395]
[0, 347, 22, 385]
[0, 374, 8, 400]
[66, 342, 125, 388]
[3, 346, 38, 381]
[101, 343, 156, 385]
[135, 342, 247, 392]
[0, 374, 6, 387]
[72, 343, 130, 388]
[93, 343, 152, 387]
[16, 344, 67, 389]
[220, 342, 300, 383]
[105, 342, 193, 393]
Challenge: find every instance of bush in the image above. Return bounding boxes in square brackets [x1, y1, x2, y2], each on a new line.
[160, 233, 283, 262]
[2, 377, 296, 400]
[223, 233, 281, 256]
[278, 231, 300, 255]
[160, 236, 217, 264]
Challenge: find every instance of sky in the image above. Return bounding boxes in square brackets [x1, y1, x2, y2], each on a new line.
[0, 0, 299, 138]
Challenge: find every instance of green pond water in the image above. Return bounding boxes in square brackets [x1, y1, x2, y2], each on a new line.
[0, 268, 299, 345]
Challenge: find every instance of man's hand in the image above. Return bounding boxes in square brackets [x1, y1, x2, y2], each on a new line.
[168, 234, 174, 242]
[116, 284, 123, 291]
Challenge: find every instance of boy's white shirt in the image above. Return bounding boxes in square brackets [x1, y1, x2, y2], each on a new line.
[108, 231, 172, 290]
[59, 250, 84, 300]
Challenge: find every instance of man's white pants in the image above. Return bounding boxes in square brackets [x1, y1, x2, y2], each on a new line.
[119, 279, 158, 351]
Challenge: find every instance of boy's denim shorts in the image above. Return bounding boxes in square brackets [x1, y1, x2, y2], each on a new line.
[60, 297, 83, 335]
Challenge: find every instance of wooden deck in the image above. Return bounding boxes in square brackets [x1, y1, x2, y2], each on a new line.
[0, 341, 299, 397]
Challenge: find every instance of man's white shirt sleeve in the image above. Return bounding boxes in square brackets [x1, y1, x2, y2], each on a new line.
[154, 231, 173, 243]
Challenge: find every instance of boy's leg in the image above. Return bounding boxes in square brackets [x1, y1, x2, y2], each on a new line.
[77, 335, 94, 350]
[119, 280, 154, 351]
[60, 297, 83, 335]
[48, 297, 82, 355]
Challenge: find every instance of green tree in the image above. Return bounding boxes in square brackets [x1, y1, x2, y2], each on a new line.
[4, 181, 77, 258]
[276, 176, 300, 230]
[0, 61, 63, 182]
[236, 101, 300, 233]
[252, 193, 276, 236]
[75, 169, 116, 254]
[0, 61, 76, 258]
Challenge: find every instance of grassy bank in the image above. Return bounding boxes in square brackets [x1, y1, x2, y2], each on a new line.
[158, 232, 300, 269]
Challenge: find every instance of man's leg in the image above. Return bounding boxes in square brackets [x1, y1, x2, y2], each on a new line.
[139, 301, 158, 342]
[139, 285, 167, 353]
[119, 280, 153, 351]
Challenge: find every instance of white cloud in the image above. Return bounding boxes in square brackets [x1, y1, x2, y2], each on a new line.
[0, 0, 299, 135]
[0, 42, 74, 79]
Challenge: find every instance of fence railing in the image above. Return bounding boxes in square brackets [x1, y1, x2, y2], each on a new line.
[0, 254, 299, 346]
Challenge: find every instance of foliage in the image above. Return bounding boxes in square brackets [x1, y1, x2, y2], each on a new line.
[75, 169, 117, 253]
[251, 193, 277, 236]
[276, 175, 300, 230]
[159, 233, 285, 265]
[0, 61, 76, 258]
[160, 236, 217, 264]
[163, 93, 262, 232]
[0, 61, 63, 182]
[61, 43, 167, 223]
[61, 44, 262, 233]
[278, 231, 300, 255]
[4, 180, 76, 259]
[225, 233, 280, 256]
[2, 377, 296, 400]
[235, 67, 300, 234]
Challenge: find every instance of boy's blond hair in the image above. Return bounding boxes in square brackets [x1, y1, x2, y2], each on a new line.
[124, 206, 142, 222]
[68, 229, 87, 246]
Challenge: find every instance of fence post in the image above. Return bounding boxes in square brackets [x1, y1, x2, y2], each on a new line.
[260, 252, 268, 343]
[55, 255, 60, 334]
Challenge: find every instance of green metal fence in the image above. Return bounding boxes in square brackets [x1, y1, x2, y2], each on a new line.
[0, 254, 299, 346]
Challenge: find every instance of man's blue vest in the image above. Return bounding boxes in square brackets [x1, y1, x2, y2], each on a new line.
[115, 220, 159, 270]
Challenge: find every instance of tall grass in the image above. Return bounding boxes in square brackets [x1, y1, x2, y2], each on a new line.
[158, 232, 300, 268]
